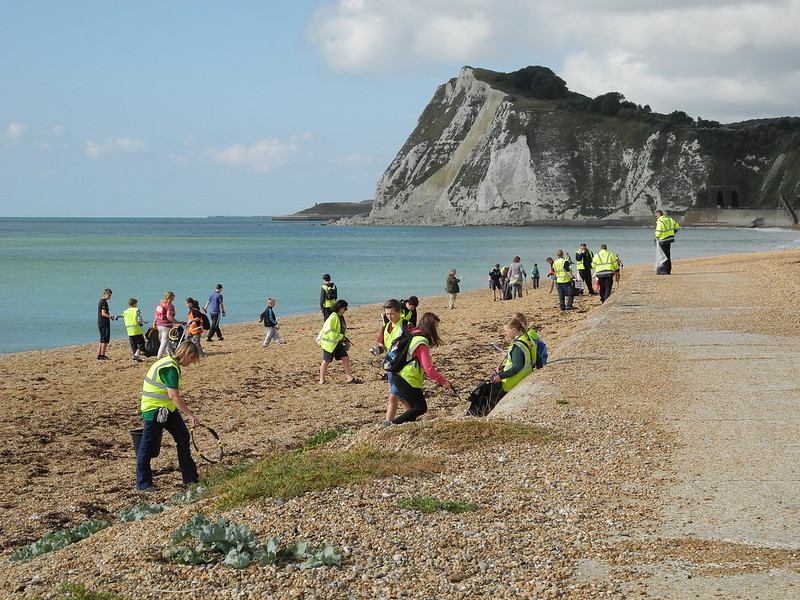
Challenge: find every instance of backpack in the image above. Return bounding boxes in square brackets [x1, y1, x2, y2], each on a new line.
[534, 339, 547, 369]
[198, 310, 211, 331]
[382, 329, 416, 373]
[324, 283, 337, 301]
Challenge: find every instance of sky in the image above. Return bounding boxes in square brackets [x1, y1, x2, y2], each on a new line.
[1, 0, 798, 218]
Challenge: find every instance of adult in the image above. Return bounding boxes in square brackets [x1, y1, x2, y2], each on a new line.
[377, 299, 409, 424]
[400, 296, 419, 327]
[591, 244, 619, 303]
[259, 297, 282, 347]
[135, 341, 200, 492]
[183, 298, 206, 357]
[655, 210, 681, 275]
[317, 299, 361, 384]
[574, 243, 596, 295]
[491, 318, 534, 396]
[488, 264, 502, 301]
[445, 269, 462, 310]
[391, 312, 453, 424]
[154, 291, 181, 359]
[97, 288, 119, 360]
[552, 250, 575, 311]
[122, 298, 147, 362]
[203, 284, 225, 341]
[507, 256, 527, 299]
[320, 274, 337, 321]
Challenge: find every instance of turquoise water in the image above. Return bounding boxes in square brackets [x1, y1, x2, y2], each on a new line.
[2, 217, 798, 354]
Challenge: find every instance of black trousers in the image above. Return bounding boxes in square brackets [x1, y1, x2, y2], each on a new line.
[597, 274, 614, 302]
[206, 313, 222, 340]
[657, 240, 673, 274]
[391, 374, 427, 424]
[579, 269, 595, 293]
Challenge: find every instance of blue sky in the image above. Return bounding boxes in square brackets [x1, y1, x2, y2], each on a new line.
[2, 0, 798, 217]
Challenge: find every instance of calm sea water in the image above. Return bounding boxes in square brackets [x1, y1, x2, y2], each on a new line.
[2, 217, 798, 354]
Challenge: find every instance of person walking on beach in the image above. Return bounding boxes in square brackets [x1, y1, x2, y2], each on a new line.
[574, 243, 596, 295]
[445, 269, 462, 309]
[316, 300, 361, 385]
[591, 244, 619, 303]
[155, 292, 181, 359]
[507, 256, 527, 299]
[654, 210, 681, 275]
[376, 299, 409, 424]
[203, 284, 225, 341]
[320, 274, 337, 321]
[488, 264, 502, 300]
[390, 312, 453, 425]
[122, 298, 147, 362]
[135, 342, 200, 492]
[552, 250, 575, 310]
[97, 288, 119, 360]
[400, 296, 419, 327]
[531, 263, 540, 289]
[259, 298, 282, 347]
[183, 298, 206, 358]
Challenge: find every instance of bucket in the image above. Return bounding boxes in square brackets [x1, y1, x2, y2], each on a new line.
[130, 428, 162, 458]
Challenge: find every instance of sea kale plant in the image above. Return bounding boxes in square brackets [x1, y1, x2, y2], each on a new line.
[168, 514, 342, 570]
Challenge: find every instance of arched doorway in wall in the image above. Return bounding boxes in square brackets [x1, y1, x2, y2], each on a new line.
[731, 190, 739, 208]
[716, 190, 726, 208]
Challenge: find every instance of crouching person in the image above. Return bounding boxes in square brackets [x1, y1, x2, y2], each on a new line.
[391, 312, 453, 424]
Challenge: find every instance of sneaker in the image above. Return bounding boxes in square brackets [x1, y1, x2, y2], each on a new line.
[133, 357, 142, 363]
[97, 355, 110, 360]
[138, 485, 160, 493]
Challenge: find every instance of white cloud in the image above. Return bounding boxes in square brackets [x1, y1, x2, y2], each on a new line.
[307, 0, 800, 120]
[85, 137, 148, 158]
[206, 133, 311, 173]
[0, 122, 28, 144]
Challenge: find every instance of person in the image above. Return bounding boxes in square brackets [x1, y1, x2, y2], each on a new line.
[320, 274, 337, 321]
[259, 297, 282, 347]
[391, 312, 453, 425]
[400, 296, 419, 327]
[135, 341, 201, 492]
[514, 312, 545, 368]
[182, 298, 206, 357]
[445, 269, 462, 310]
[317, 299, 361, 384]
[376, 299, 409, 425]
[552, 250, 575, 310]
[591, 244, 619, 303]
[488, 264, 502, 301]
[203, 284, 226, 341]
[654, 210, 681, 275]
[490, 318, 534, 396]
[97, 288, 119, 360]
[155, 292, 181, 359]
[122, 298, 147, 362]
[614, 255, 624, 283]
[574, 244, 596, 295]
[531, 263, 540, 289]
[507, 256, 527, 299]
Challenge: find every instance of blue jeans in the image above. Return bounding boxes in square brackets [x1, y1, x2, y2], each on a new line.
[556, 282, 574, 310]
[136, 409, 198, 489]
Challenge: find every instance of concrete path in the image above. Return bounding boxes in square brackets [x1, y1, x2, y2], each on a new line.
[494, 250, 800, 596]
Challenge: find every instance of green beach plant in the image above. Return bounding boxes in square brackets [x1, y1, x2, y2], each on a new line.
[396, 496, 481, 514]
[10, 519, 111, 562]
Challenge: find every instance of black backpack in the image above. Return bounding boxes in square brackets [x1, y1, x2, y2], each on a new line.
[194, 308, 210, 330]
[324, 283, 337, 301]
[382, 329, 416, 373]
[143, 327, 160, 357]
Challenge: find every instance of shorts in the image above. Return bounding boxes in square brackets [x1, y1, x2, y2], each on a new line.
[387, 372, 401, 397]
[322, 344, 348, 362]
[98, 324, 111, 344]
[489, 280, 500, 290]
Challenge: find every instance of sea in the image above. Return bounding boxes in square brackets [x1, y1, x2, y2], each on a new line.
[2, 217, 798, 355]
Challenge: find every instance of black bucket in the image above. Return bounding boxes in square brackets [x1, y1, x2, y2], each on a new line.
[130, 428, 162, 458]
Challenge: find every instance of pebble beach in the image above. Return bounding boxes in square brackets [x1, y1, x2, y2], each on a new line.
[1, 250, 798, 599]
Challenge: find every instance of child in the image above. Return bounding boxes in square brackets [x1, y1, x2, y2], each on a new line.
[531, 263, 540, 289]
[183, 298, 206, 358]
[259, 298, 282, 347]
[122, 298, 147, 362]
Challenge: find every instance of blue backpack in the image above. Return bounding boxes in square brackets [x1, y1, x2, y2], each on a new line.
[534, 339, 547, 369]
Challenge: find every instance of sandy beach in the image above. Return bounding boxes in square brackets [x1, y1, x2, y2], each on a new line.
[1, 251, 798, 599]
